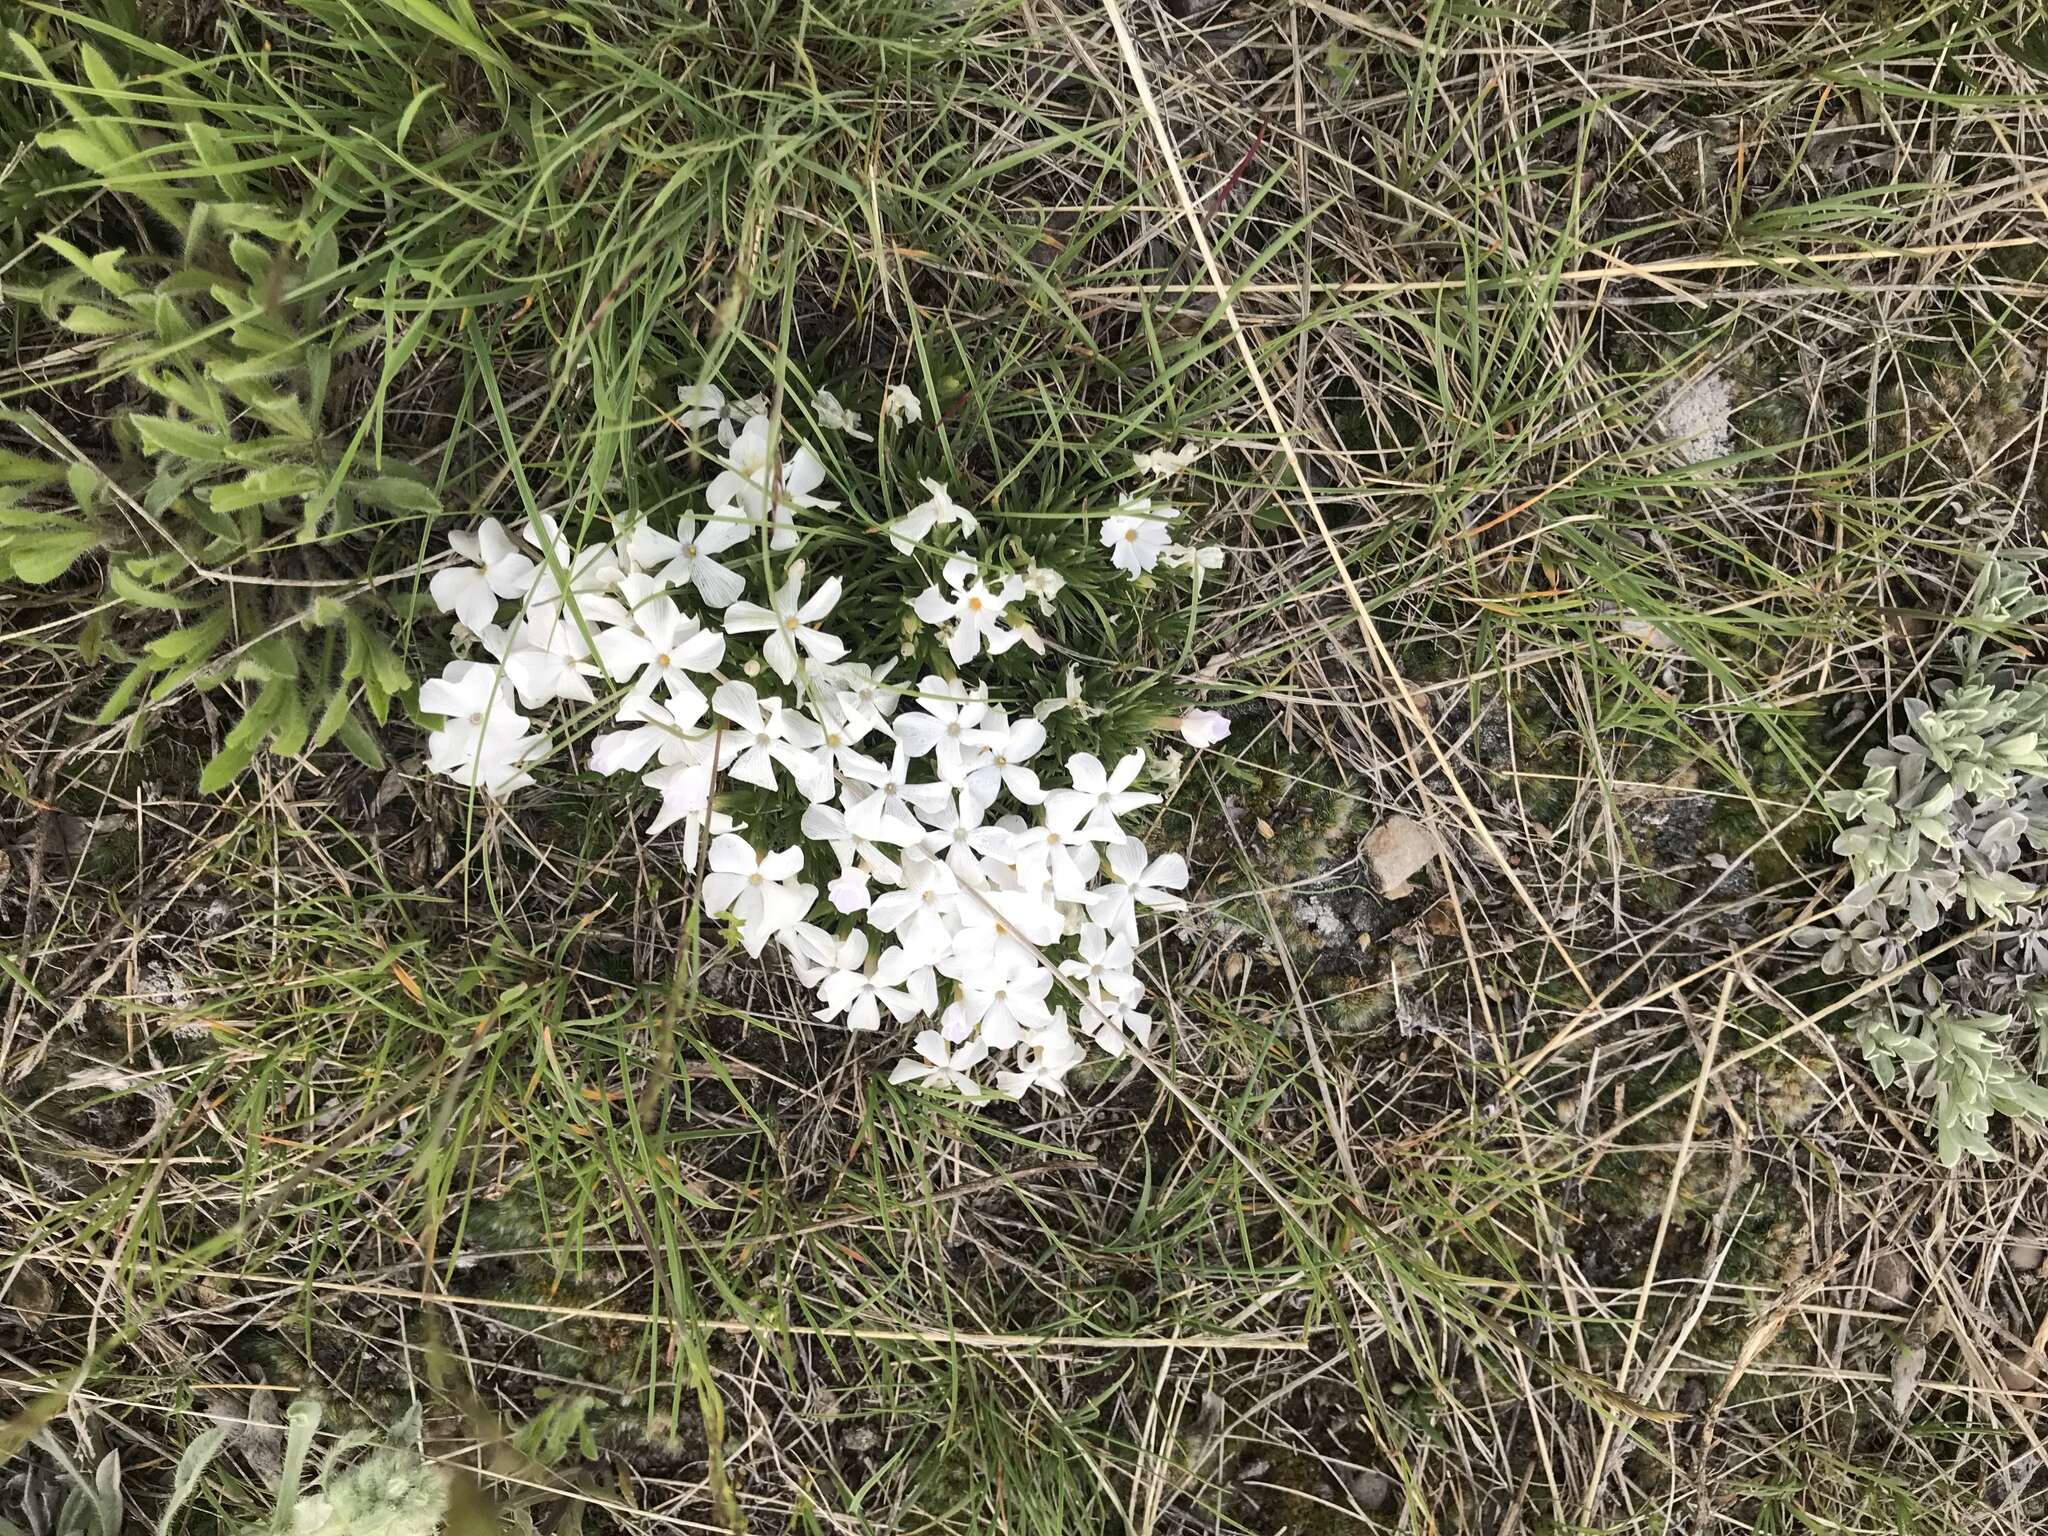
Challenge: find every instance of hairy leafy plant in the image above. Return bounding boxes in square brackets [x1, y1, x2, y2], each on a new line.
[0, 1402, 444, 1536]
[250, 1400, 444, 1536]
[0, 1431, 126, 1536]
[0, 1424, 222, 1536]
[3, 34, 424, 789]
[1797, 558, 2048, 1163]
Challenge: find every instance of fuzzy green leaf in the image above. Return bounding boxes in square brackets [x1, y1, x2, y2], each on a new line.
[182, 121, 249, 199]
[132, 414, 231, 462]
[157, 1426, 229, 1536]
[311, 682, 355, 750]
[334, 707, 386, 770]
[108, 558, 196, 611]
[198, 736, 259, 794]
[143, 607, 230, 665]
[213, 203, 302, 241]
[38, 233, 138, 297]
[235, 634, 302, 683]
[352, 475, 441, 515]
[94, 660, 152, 725]
[208, 463, 323, 515]
[65, 461, 102, 513]
[137, 368, 221, 422]
[6, 526, 101, 583]
[268, 684, 310, 758]
[60, 303, 142, 337]
[0, 449, 64, 489]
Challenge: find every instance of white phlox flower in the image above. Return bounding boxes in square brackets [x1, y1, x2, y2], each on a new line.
[418, 378, 1207, 1101]
[723, 560, 845, 683]
[917, 790, 1007, 880]
[1080, 998, 1152, 1059]
[944, 875, 1063, 980]
[996, 1015, 1087, 1097]
[481, 600, 599, 708]
[812, 930, 935, 1031]
[589, 690, 710, 777]
[800, 801, 903, 909]
[1042, 750, 1158, 843]
[1086, 839, 1189, 944]
[677, 383, 747, 448]
[886, 478, 978, 555]
[841, 743, 949, 846]
[812, 689, 885, 768]
[1060, 922, 1143, 1017]
[707, 413, 838, 551]
[819, 658, 902, 730]
[881, 384, 923, 425]
[912, 557, 1025, 665]
[660, 514, 750, 609]
[431, 517, 536, 632]
[892, 673, 994, 787]
[421, 660, 549, 797]
[643, 756, 732, 861]
[702, 835, 816, 957]
[597, 574, 726, 698]
[616, 517, 681, 575]
[1004, 821, 1101, 905]
[825, 863, 873, 916]
[1034, 664, 1102, 724]
[1160, 544, 1226, 574]
[867, 849, 963, 956]
[1019, 563, 1066, 615]
[1132, 441, 1205, 478]
[521, 514, 628, 620]
[950, 961, 1055, 1051]
[1178, 709, 1231, 748]
[888, 1030, 988, 1096]
[712, 680, 834, 802]
[815, 389, 874, 442]
[1100, 496, 1178, 577]
[781, 921, 859, 989]
[962, 710, 1047, 806]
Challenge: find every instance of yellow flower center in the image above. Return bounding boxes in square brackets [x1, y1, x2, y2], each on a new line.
[1124, 528, 1138, 541]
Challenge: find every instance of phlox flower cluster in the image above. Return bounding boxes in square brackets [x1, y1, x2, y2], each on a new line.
[416, 394, 1225, 1098]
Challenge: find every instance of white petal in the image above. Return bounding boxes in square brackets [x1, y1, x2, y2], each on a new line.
[723, 601, 776, 635]
[692, 557, 747, 609]
[726, 746, 781, 791]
